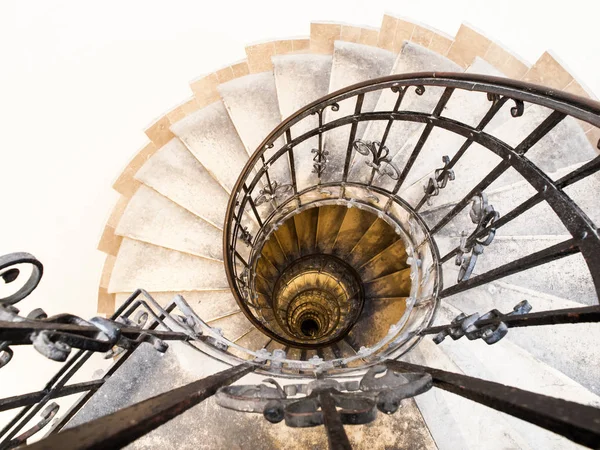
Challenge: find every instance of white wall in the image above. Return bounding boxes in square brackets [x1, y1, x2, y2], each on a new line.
[0, 0, 598, 405]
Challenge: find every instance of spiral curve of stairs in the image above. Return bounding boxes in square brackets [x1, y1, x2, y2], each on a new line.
[91, 13, 600, 450]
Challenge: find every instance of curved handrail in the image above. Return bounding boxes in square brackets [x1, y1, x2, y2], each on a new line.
[224, 72, 600, 365]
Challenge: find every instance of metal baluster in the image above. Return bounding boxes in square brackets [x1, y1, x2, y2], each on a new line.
[440, 192, 544, 263]
[430, 160, 511, 235]
[391, 87, 455, 194]
[365, 85, 407, 186]
[422, 304, 600, 337]
[440, 238, 578, 298]
[242, 183, 264, 228]
[24, 363, 255, 450]
[0, 381, 103, 413]
[430, 110, 567, 236]
[320, 389, 352, 450]
[286, 129, 298, 197]
[556, 155, 600, 189]
[415, 95, 524, 210]
[342, 94, 365, 183]
[386, 360, 600, 448]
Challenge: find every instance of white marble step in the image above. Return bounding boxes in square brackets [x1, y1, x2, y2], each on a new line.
[115, 185, 223, 261]
[405, 338, 532, 450]
[135, 138, 229, 229]
[349, 41, 462, 187]
[170, 101, 250, 193]
[495, 108, 597, 176]
[427, 302, 599, 449]
[108, 238, 228, 293]
[442, 276, 600, 395]
[229, 328, 272, 358]
[437, 235, 598, 304]
[273, 54, 333, 119]
[273, 54, 333, 192]
[218, 72, 289, 184]
[322, 41, 396, 184]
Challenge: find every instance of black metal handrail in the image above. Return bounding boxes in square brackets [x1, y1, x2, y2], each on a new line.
[2, 74, 600, 449]
[223, 73, 600, 364]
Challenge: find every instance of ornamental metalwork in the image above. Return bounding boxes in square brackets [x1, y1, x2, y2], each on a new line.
[311, 147, 329, 176]
[352, 140, 401, 181]
[215, 364, 432, 426]
[239, 226, 253, 246]
[422, 155, 455, 206]
[455, 192, 499, 282]
[254, 181, 293, 206]
[430, 300, 532, 345]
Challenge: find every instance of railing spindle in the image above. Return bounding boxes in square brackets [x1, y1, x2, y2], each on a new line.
[24, 364, 255, 450]
[440, 238, 578, 297]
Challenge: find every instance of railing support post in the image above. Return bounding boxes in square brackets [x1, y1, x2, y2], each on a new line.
[24, 363, 255, 450]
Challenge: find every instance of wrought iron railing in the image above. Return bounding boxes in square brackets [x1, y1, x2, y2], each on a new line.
[2, 252, 598, 449]
[1, 73, 600, 448]
[224, 72, 600, 369]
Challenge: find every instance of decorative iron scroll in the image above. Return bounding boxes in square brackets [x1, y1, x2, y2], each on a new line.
[352, 140, 401, 181]
[215, 365, 432, 427]
[455, 192, 499, 282]
[2, 402, 59, 449]
[312, 147, 329, 176]
[422, 155, 455, 206]
[255, 181, 293, 206]
[431, 300, 532, 345]
[239, 226, 253, 246]
[0, 252, 176, 368]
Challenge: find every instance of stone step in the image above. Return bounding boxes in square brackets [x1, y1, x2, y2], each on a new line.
[349, 41, 462, 187]
[322, 41, 396, 184]
[363, 267, 411, 298]
[426, 301, 599, 449]
[441, 276, 600, 396]
[348, 297, 406, 347]
[293, 207, 319, 256]
[331, 206, 378, 258]
[218, 71, 289, 183]
[436, 235, 598, 305]
[357, 239, 409, 282]
[347, 218, 400, 268]
[273, 53, 334, 192]
[273, 54, 333, 119]
[170, 101, 250, 193]
[229, 328, 271, 357]
[134, 138, 230, 229]
[405, 338, 534, 450]
[315, 204, 348, 253]
[108, 239, 228, 293]
[115, 185, 223, 261]
[70, 340, 436, 449]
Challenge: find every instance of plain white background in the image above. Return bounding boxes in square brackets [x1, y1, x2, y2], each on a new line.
[0, 0, 598, 415]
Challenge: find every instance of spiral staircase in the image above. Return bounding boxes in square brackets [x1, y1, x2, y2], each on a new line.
[2, 13, 600, 450]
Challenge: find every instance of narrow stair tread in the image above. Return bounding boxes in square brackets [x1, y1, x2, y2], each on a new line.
[170, 101, 250, 193]
[115, 185, 223, 261]
[135, 138, 229, 229]
[108, 239, 228, 293]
